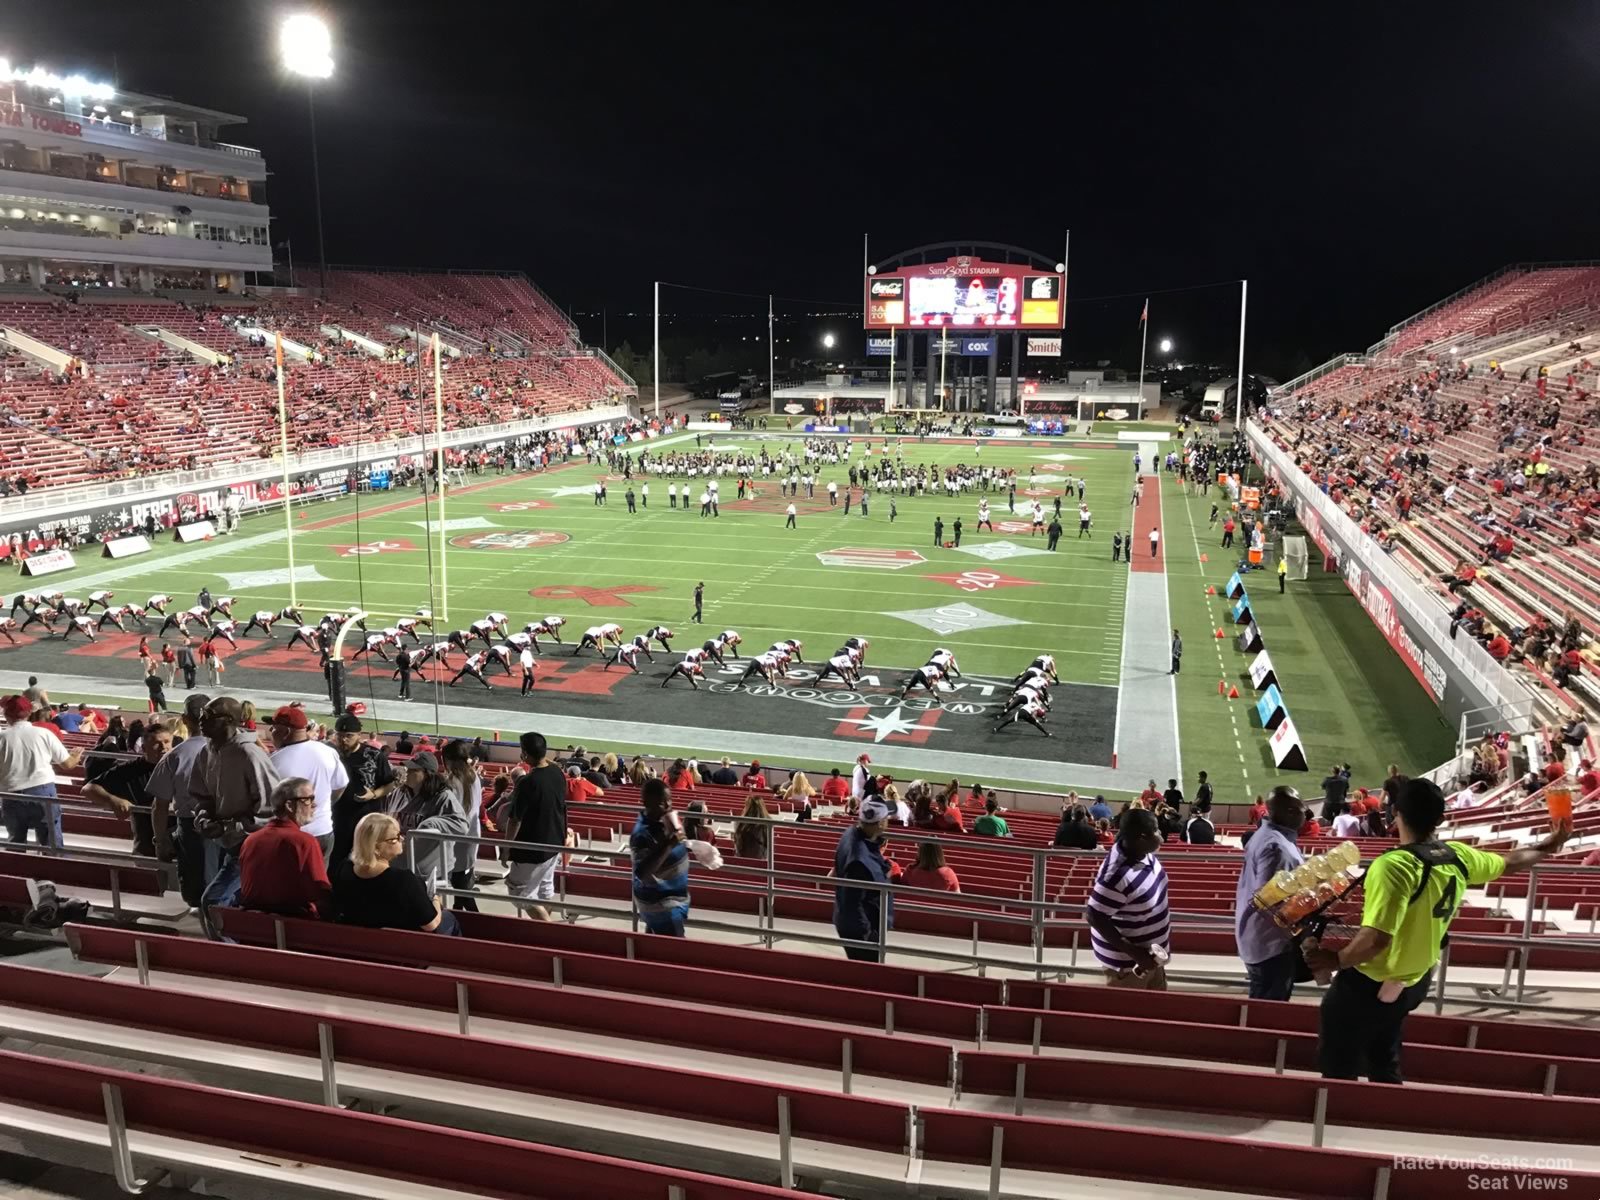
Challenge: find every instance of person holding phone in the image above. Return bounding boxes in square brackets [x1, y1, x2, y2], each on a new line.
[630, 778, 691, 937]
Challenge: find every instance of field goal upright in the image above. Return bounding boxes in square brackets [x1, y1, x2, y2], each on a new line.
[271, 330, 451, 626]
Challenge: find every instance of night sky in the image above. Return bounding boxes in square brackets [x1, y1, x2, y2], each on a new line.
[13, 2, 1600, 375]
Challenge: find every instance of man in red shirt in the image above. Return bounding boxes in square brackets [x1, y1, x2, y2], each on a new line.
[1140, 780, 1163, 806]
[742, 760, 768, 791]
[239, 777, 332, 918]
[821, 768, 851, 803]
[1486, 630, 1512, 661]
[565, 765, 603, 805]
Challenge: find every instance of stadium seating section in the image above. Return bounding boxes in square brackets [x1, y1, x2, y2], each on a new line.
[1263, 264, 1600, 727]
[0, 270, 633, 491]
[2, 719, 1599, 1199]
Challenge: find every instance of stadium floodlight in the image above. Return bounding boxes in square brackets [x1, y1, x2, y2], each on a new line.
[281, 14, 334, 79]
[281, 13, 334, 291]
[1159, 338, 1173, 354]
[822, 333, 836, 349]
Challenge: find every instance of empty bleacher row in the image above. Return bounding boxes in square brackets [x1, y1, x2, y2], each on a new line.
[0, 270, 634, 492]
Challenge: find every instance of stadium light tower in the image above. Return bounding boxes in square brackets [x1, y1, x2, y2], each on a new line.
[281, 13, 334, 292]
[822, 332, 836, 350]
[1159, 337, 1173, 355]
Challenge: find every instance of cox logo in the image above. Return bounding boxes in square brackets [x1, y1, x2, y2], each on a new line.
[964, 341, 990, 354]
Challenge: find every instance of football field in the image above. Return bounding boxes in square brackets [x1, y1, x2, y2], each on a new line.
[6, 433, 1142, 791]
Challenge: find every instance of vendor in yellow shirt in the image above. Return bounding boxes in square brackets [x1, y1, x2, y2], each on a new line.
[1303, 778, 1565, 1083]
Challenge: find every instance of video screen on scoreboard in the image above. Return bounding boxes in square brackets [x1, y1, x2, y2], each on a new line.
[868, 266, 1064, 328]
[908, 275, 1019, 327]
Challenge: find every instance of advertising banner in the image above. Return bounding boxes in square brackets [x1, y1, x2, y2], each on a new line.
[1248, 649, 1278, 690]
[1269, 715, 1309, 770]
[102, 535, 153, 559]
[175, 520, 217, 543]
[19, 549, 75, 576]
[1256, 684, 1288, 731]
[1026, 337, 1062, 357]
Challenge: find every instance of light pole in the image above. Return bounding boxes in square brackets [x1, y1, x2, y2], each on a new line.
[281, 14, 334, 292]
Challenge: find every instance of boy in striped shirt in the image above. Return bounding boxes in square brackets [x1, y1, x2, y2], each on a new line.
[1085, 808, 1171, 990]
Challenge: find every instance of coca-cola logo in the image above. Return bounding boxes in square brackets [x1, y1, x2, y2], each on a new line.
[869, 278, 904, 298]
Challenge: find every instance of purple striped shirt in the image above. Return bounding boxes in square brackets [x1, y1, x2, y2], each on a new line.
[1086, 844, 1170, 969]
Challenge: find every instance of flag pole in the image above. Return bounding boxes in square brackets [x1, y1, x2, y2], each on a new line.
[653, 281, 661, 420]
[1137, 298, 1149, 418]
[433, 331, 448, 624]
[274, 334, 297, 609]
[1235, 279, 1249, 429]
[768, 294, 775, 413]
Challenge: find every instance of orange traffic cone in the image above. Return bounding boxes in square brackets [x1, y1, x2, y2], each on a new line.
[1200, 553, 1209, 563]
[1227, 685, 1240, 699]
[1214, 628, 1224, 639]
[1206, 585, 1216, 595]
[1218, 679, 1227, 695]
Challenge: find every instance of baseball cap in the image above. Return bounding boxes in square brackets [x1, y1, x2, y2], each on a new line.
[859, 798, 891, 824]
[333, 714, 363, 734]
[857, 753, 871, 763]
[2, 695, 31, 722]
[272, 705, 308, 730]
[408, 750, 439, 773]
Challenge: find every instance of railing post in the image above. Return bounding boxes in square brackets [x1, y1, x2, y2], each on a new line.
[1030, 849, 1046, 967]
[884, 1000, 895, 1035]
[134, 938, 150, 986]
[456, 981, 470, 1036]
[877, 887, 890, 962]
[552, 956, 564, 989]
[1311, 1086, 1328, 1147]
[1030, 1016, 1042, 1056]
[1433, 942, 1450, 1015]
[1514, 865, 1538, 1003]
[108, 868, 124, 920]
[1011, 1062, 1026, 1116]
[776, 1094, 795, 1190]
[987, 1124, 1005, 1200]
[1273, 1037, 1287, 1075]
[840, 1038, 853, 1095]
[273, 918, 287, 951]
[318, 1022, 339, 1107]
[102, 1082, 167, 1196]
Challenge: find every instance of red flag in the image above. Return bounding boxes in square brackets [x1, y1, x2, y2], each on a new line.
[1139, 299, 1149, 325]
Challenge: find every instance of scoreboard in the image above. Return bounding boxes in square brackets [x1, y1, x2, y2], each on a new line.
[865, 255, 1065, 330]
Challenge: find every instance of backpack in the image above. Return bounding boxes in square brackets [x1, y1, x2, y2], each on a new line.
[1378, 841, 1467, 941]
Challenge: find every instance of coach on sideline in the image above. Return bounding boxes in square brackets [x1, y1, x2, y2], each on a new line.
[1303, 778, 1566, 1083]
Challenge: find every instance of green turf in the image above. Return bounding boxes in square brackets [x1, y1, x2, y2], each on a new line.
[1161, 480, 1456, 803]
[53, 436, 1132, 685]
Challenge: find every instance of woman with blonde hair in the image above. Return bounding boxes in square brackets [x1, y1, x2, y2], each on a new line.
[601, 752, 621, 784]
[628, 757, 651, 787]
[331, 812, 459, 934]
[733, 794, 771, 859]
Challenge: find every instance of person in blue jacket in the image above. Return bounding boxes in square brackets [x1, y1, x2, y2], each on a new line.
[833, 797, 894, 962]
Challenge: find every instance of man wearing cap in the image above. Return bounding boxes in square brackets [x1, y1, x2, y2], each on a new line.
[0, 693, 80, 849]
[331, 714, 397, 867]
[191, 697, 282, 939]
[269, 706, 349, 865]
[832, 798, 895, 962]
[384, 750, 467, 886]
[150, 693, 214, 906]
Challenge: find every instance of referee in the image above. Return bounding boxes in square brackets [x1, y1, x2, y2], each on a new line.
[1303, 778, 1565, 1083]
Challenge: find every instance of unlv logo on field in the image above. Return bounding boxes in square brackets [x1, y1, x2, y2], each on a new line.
[448, 529, 570, 550]
[815, 547, 926, 570]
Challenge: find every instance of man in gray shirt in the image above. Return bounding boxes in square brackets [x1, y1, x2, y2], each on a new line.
[1169, 629, 1183, 676]
[149, 694, 211, 905]
[1234, 786, 1307, 1000]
